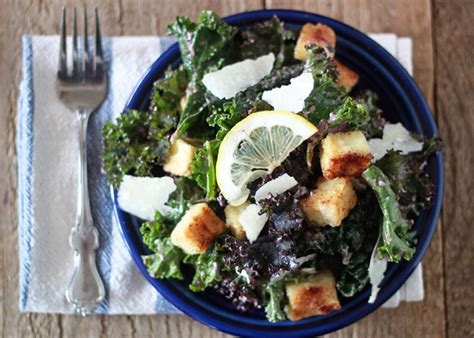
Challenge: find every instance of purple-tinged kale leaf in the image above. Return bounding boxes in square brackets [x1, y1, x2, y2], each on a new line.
[376, 137, 441, 215]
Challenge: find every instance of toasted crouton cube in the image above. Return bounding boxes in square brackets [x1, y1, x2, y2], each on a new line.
[285, 270, 341, 320]
[163, 138, 196, 176]
[295, 23, 336, 61]
[224, 201, 250, 240]
[320, 131, 372, 179]
[170, 203, 226, 254]
[300, 177, 357, 227]
[334, 59, 359, 92]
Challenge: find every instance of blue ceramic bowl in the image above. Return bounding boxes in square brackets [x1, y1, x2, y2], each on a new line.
[112, 9, 444, 337]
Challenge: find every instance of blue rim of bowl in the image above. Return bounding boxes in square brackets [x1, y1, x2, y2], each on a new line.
[112, 9, 444, 337]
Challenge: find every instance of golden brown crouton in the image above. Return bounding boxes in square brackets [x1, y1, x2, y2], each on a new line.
[320, 131, 372, 179]
[163, 138, 196, 177]
[295, 23, 336, 61]
[170, 203, 226, 254]
[224, 201, 250, 240]
[300, 177, 357, 226]
[285, 270, 341, 321]
[334, 59, 359, 92]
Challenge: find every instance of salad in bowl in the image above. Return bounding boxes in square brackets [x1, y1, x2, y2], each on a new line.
[102, 11, 440, 323]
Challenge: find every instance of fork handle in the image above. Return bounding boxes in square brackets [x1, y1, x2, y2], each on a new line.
[66, 110, 105, 316]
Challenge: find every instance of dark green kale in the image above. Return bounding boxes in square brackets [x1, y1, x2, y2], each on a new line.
[303, 45, 345, 124]
[184, 242, 224, 292]
[140, 213, 185, 279]
[190, 140, 219, 199]
[354, 90, 385, 138]
[169, 11, 238, 136]
[166, 177, 206, 218]
[237, 16, 297, 68]
[362, 165, 417, 263]
[176, 84, 212, 138]
[102, 68, 187, 187]
[304, 190, 381, 297]
[168, 11, 237, 85]
[247, 63, 305, 94]
[328, 97, 370, 130]
[376, 138, 441, 215]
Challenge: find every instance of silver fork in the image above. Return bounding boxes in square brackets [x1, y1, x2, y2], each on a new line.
[56, 7, 106, 316]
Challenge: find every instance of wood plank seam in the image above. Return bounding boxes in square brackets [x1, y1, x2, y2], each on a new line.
[429, 2, 449, 337]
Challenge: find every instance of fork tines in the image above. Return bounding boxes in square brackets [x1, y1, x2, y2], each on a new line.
[58, 7, 104, 79]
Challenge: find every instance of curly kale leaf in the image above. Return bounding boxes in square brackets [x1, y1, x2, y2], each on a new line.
[168, 11, 237, 84]
[142, 238, 185, 279]
[167, 177, 206, 218]
[376, 138, 440, 215]
[362, 165, 416, 263]
[183, 242, 224, 292]
[262, 273, 297, 323]
[207, 100, 243, 140]
[190, 140, 219, 199]
[354, 90, 385, 138]
[263, 281, 286, 322]
[237, 16, 297, 68]
[102, 68, 187, 187]
[140, 214, 185, 279]
[303, 45, 345, 124]
[169, 11, 238, 136]
[151, 67, 189, 113]
[328, 96, 370, 130]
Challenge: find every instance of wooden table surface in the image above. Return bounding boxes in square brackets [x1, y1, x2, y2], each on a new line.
[0, 1, 472, 337]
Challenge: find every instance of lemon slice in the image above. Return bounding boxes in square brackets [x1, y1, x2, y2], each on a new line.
[216, 110, 317, 206]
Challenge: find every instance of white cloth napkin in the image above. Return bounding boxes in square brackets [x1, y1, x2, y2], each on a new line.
[17, 34, 422, 314]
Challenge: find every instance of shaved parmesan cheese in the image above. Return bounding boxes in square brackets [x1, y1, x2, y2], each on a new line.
[384, 123, 423, 153]
[118, 175, 176, 220]
[238, 174, 297, 243]
[202, 53, 275, 99]
[368, 237, 388, 303]
[368, 138, 388, 162]
[238, 204, 268, 243]
[261, 72, 314, 112]
[368, 123, 424, 161]
[254, 174, 298, 203]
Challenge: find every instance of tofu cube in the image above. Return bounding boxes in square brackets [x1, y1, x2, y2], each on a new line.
[334, 59, 359, 92]
[320, 131, 372, 179]
[224, 201, 250, 240]
[300, 177, 357, 227]
[163, 138, 196, 176]
[285, 270, 341, 321]
[170, 203, 226, 255]
[295, 23, 336, 61]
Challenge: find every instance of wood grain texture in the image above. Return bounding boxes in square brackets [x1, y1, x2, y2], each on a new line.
[0, 0, 470, 337]
[433, 1, 474, 337]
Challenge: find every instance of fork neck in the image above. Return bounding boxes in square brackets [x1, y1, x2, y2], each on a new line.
[76, 108, 92, 229]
